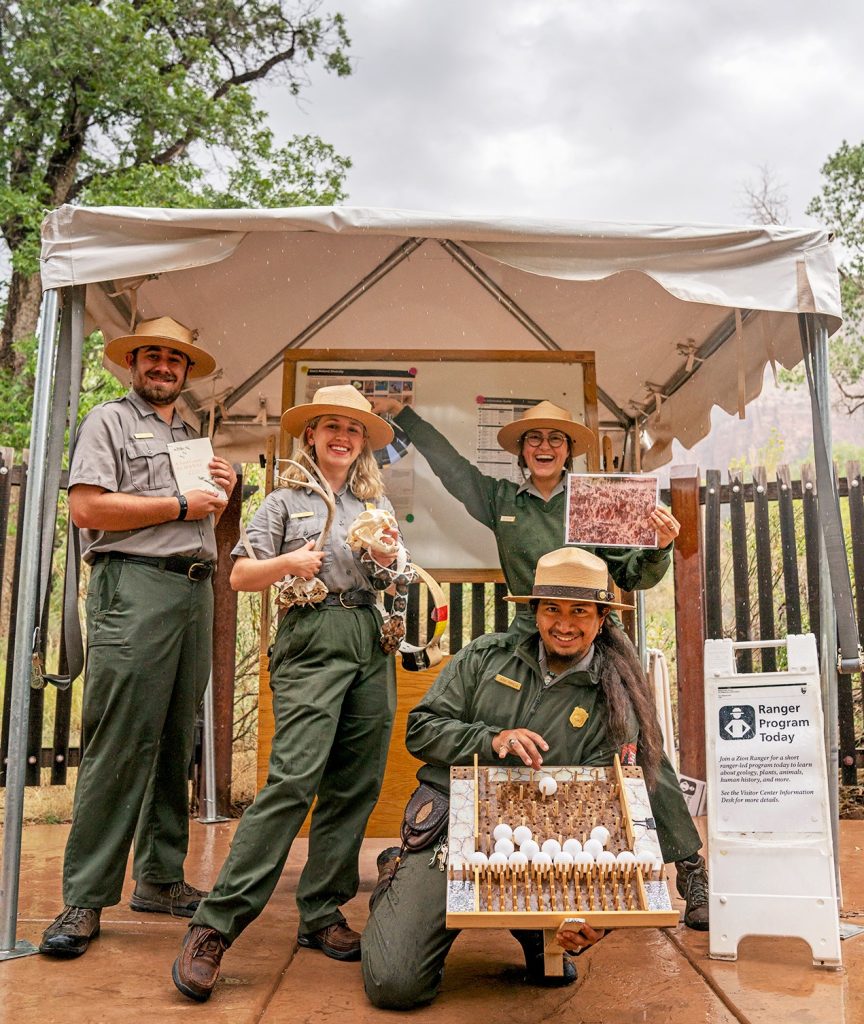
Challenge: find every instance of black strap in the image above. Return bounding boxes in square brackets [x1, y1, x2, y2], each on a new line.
[799, 313, 863, 674]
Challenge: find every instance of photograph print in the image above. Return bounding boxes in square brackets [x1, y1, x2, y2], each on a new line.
[565, 473, 659, 548]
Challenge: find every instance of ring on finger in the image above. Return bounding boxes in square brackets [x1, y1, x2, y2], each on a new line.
[507, 737, 517, 747]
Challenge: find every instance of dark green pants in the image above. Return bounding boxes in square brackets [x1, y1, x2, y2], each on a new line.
[63, 558, 213, 907]
[508, 613, 701, 864]
[192, 603, 395, 944]
[362, 844, 457, 1009]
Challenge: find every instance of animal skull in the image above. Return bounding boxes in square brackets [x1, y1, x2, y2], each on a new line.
[347, 508, 399, 556]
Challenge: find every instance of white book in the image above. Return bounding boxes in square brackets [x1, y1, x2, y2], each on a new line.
[167, 437, 226, 499]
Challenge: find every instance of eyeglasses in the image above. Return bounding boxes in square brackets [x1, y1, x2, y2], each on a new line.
[522, 430, 569, 449]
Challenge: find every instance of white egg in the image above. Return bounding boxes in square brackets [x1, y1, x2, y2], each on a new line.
[521, 840, 540, 859]
[590, 825, 610, 847]
[509, 852, 529, 870]
[541, 838, 562, 858]
[513, 825, 533, 847]
[493, 823, 513, 842]
[583, 838, 604, 859]
[616, 851, 637, 865]
[469, 851, 489, 867]
[574, 852, 595, 866]
[562, 838, 583, 856]
[494, 838, 515, 857]
[553, 852, 575, 866]
[537, 775, 558, 797]
[532, 852, 553, 869]
[488, 852, 508, 871]
[596, 851, 616, 865]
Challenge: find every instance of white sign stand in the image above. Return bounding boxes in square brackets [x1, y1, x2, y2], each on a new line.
[704, 635, 841, 967]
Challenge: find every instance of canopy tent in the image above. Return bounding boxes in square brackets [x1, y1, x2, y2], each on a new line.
[40, 204, 842, 469]
[3, 204, 856, 961]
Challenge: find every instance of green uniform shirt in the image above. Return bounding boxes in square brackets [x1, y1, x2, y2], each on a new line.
[395, 405, 671, 608]
[407, 631, 637, 793]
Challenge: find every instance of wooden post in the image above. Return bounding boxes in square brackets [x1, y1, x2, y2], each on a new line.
[210, 470, 242, 814]
[669, 465, 706, 780]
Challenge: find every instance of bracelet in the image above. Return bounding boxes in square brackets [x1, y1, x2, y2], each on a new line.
[176, 494, 188, 521]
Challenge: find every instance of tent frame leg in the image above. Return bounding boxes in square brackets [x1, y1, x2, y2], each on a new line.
[0, 288, 61, 959]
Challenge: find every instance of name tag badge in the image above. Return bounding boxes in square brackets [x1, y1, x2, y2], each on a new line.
[499, 515, 516, 523]
[290, 510, 314, 520]
[494, 674, 522, 691]
[569, 706, 589, 729]
[133, 432, 154, 439]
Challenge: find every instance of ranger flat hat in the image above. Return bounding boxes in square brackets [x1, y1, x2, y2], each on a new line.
[496, 400, 596, 457]
[281, 384, 395, 450]
[505, 546, 633, 609]
[104, 316, 217, 379]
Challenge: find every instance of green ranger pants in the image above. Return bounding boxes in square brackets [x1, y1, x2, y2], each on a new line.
[192, 603, 395, 944]
[63, 558, 213, 907]
[507, 613, 701, 864]
[362, 843, 458, 1009]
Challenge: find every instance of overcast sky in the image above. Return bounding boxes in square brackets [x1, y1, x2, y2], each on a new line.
[263, 0, 864, 227]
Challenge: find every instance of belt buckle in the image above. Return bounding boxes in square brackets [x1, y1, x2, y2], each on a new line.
[187, 562, 210, 581]
[338, 592, 359, 608]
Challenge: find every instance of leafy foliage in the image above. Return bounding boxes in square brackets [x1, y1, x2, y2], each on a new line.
[797, 140, 864, 415]
[0, 0, 353, 366]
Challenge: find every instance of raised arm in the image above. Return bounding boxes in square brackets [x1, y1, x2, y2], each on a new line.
[372, 400, 501, 531]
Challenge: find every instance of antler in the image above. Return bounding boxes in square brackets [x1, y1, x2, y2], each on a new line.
[277, 451, 336, 551]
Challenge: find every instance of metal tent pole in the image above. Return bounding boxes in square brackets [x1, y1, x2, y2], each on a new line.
[0, 289, 61, 960]
[810, 314, 841, 897]
[198, 674, 228, 824]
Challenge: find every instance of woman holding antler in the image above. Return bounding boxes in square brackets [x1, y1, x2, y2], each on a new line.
[172, 386, 411, 1003]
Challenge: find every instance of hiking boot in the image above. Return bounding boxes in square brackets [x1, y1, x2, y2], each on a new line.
[297, 919, 362, 961]
[675, 854, 709, 931]
[172, 925, 229, 1002]
[512, 929, 578, 987]
[130, 879, 208, 918]
[39, 906, 101, 958]
[369, 846, 401, 910]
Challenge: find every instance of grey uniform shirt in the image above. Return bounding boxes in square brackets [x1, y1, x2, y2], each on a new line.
[69, 389, 217, 564]
[232, 484, 399, 595]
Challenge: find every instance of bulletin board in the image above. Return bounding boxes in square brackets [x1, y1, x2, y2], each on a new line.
[281, 349, 599, 573]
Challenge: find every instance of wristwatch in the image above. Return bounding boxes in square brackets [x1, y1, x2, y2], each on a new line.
[176, 494, 188, 521]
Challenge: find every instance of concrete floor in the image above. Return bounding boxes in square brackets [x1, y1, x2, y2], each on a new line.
[2, 820, 863, 1024]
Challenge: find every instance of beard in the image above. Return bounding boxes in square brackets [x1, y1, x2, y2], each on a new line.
[133, 372, 185, 406]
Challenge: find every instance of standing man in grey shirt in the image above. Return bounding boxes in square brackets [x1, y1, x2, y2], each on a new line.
[40, 316, 237, 958]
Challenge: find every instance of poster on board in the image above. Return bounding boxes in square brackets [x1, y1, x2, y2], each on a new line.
[565, 473, 659, 548]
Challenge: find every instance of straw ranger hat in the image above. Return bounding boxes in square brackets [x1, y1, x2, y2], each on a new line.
[104, 316, 217, 379]
[281, 384, 395, 450]
[506, 547, 633, 609]
[496, 400, 595, 457]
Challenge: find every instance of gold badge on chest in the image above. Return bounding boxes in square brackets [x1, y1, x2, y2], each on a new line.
[569, 706, 589, 729]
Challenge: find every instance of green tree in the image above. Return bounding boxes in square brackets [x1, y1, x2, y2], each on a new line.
[0, 0, 352, 371]
[801, 140, 864, 416]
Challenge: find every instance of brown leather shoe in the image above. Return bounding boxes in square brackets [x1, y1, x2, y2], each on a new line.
[171, 925, 229, 1002]
[297, 919, 362, 961]
[131, 879, 208, 918]
[39, 906, 101, 958]
[675, 855, 710, 931]
[369, 846, 401, 910]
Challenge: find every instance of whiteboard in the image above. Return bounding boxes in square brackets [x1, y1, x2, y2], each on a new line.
[287, 352, 593, 570]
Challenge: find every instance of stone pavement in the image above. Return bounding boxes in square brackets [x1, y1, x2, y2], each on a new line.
[2, 820, 862, 1023]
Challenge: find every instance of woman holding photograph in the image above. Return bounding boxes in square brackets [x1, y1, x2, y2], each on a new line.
[369, 398, 708, 932]
[370, 398, 678, 636]
[172, 385, 410, 1002]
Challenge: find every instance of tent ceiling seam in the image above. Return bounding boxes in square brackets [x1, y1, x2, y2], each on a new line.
[219, 237, 424, 414]
[438, 240, 632, 429]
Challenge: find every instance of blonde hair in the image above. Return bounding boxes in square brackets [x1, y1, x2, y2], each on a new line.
[281, 417, 386, 501]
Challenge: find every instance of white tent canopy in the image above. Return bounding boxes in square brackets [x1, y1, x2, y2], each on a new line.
[40, 205, 841, 468]
[42, 203, 843, 468]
